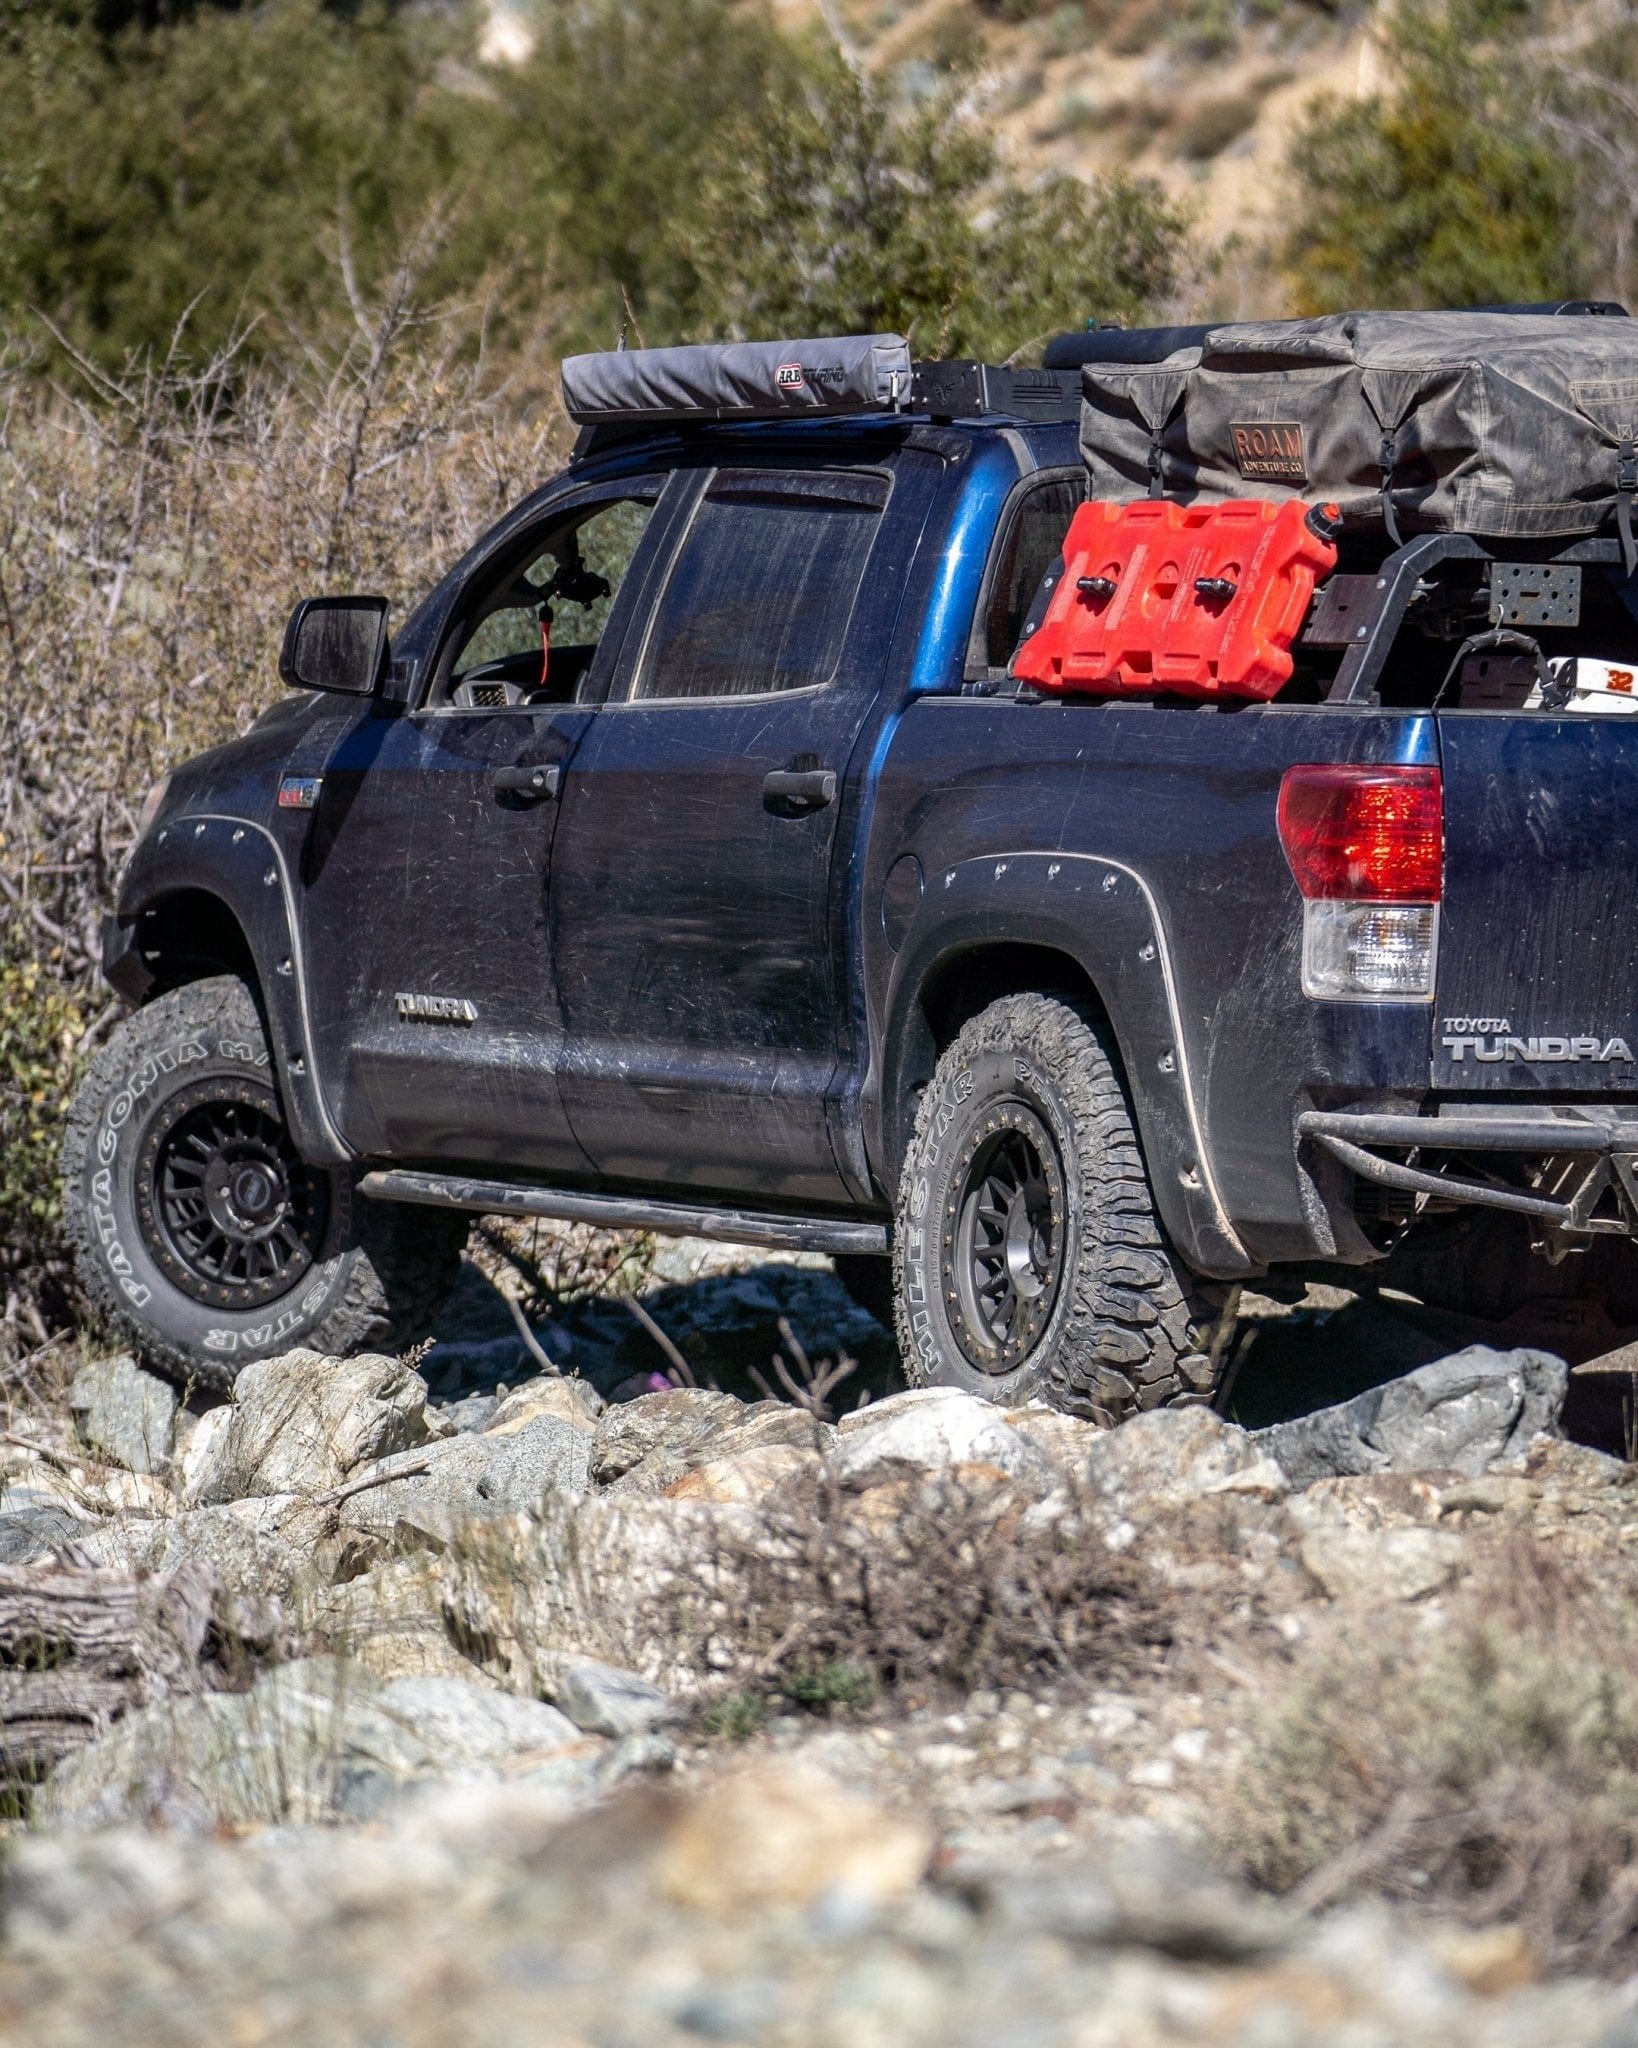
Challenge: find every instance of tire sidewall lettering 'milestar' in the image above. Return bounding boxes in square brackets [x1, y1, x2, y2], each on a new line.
[90, 1035, 213, 1312]
[903, 1061, 978, 1373]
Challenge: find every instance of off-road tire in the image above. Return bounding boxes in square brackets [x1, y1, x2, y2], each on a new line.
[892, 992, 1220, 1423]
[62, 975, 467, 1394]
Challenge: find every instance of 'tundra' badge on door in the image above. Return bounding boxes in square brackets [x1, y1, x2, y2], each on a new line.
[396, 993, 478, 1024]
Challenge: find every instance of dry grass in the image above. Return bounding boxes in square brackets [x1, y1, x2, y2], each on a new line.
[694, 1471, 1161, 1703]
[444, 1471, 1165, 1720]
[1216, 1543, 1638, 1973]
[0, 262, 569, 1339]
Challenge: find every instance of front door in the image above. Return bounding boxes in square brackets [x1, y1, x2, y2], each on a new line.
[298, 479, 670, 1172]
[550, 461, 911, 1204]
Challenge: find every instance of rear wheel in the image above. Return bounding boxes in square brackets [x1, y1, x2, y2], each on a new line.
[892, 992, 1222, 1423]
[62, 975, 467, 1394]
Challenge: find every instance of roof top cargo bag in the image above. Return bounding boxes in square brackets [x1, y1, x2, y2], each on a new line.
[561, 335, 912, 424]
[1079, 311, 1638, 560]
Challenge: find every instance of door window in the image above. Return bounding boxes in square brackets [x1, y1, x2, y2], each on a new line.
[442, 492, 658, 708]
[632, 469, 888, 702]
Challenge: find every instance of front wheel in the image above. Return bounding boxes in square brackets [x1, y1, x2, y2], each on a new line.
[61, 975, 467, 1393]
[892, 992, 1221, 1423]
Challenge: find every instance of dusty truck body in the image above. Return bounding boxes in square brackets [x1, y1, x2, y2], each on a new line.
[67, 324, 1638, 1416]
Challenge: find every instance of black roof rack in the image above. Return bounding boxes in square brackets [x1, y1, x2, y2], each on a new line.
[908, 360, 1079, 423]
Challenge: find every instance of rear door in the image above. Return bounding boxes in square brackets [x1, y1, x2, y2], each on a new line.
[549, 459, 914, 1203]
[1435, 713, 1638, 1092]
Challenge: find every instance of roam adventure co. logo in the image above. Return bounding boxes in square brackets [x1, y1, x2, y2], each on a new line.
[1229, 421, 1308, 484]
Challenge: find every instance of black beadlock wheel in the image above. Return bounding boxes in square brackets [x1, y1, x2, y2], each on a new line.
[893, 991, 1222, 1424]
[138, 1076, 329, 1310]
[947, 1106, 1066, 1374]
[62, 975, 468, 1393]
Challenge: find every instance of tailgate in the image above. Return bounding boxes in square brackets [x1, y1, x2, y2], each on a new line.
[1435, 715, 1638, 1092]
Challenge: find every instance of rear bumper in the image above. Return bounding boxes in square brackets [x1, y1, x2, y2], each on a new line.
[1300, 1105, 1638, 1237]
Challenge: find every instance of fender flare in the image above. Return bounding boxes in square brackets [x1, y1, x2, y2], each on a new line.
[875, 850, 1253, 1279]
[107, 813, 353, 1167]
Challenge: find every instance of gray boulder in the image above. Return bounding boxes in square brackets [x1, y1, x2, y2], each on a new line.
[187, 1350, 430, 1505]
[1081, 1405, 1266, 1510]
[37, 1658, 595, 1829]
[72, 1493, 349, 1610]
[545, 1655, 682, 1738]
[1254, 1345, 1567, 1487]
[486, 1375, 604, 1435]
[609, 1399, 829, 1498]
[337, 1675, 586, 1815]
[339, 1416, 593, 1546]
[0, 1492, 90, 1563]
[969, 1827, 1293, 1962]
[68, 1354, 177, 1477]
[829, 1388, 1052, 1493]
[591, 1388, 744, 1486]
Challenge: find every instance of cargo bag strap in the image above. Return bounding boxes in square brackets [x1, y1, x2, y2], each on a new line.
[1377, 432, 1404, 547]
[1619, 434, 1638, 579]
[1100, 369, 1189, 502]
[1360, 369, 1418, 548]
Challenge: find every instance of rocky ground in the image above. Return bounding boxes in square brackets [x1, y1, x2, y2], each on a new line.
[3, 1245, 1638, 2045]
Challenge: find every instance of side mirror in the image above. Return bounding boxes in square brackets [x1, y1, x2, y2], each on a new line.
[279, 595, 390, 696]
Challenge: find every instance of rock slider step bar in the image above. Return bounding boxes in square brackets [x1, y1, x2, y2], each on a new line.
[359, 1168, 889, 1257]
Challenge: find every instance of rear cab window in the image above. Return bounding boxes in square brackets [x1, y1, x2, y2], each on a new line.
[966, 470, 1084, 688]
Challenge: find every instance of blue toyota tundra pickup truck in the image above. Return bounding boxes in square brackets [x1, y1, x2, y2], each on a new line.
[67, 326, 1638, 1420]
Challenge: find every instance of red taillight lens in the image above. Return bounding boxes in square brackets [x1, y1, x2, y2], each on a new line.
[1277, 764, 1443, 903]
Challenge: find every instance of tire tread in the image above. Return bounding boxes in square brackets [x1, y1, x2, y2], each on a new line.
[61, 976, 464, 1391]
[892, 991, 1219, 1424]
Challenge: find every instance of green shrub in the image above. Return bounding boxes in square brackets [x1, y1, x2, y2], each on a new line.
[700, 1692, 770, 1742]
[688, 52, 1190, 359]
[1220, 1603, 1638, 1971]
[1281, 0, 1582, 312]
[782, 1659, 879, 1716]
[0, 943, 86, 1311]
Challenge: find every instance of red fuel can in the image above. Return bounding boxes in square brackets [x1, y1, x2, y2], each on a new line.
[1012, 497, 1339, 702]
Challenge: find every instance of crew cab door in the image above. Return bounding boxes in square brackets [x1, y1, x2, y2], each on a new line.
[549, 460, 910, 1202]
[297, 476, 676, 1170]
[1435, 711, 1638, 1093]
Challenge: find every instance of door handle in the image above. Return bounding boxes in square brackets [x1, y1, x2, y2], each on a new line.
[493, 763, 561, 803]
[762, 767, 837, 811]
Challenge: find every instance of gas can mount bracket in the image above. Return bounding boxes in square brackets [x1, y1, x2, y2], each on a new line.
[1324, 535, 1628, 704]
[1489, 561, 1582, 628]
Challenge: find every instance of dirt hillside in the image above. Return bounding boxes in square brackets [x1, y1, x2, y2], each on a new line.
[793, 0, 1376, 314]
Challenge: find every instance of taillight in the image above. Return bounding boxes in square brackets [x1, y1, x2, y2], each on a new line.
[1277, 765, 1442, 902]
[1277, 764, 1442, 1001]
